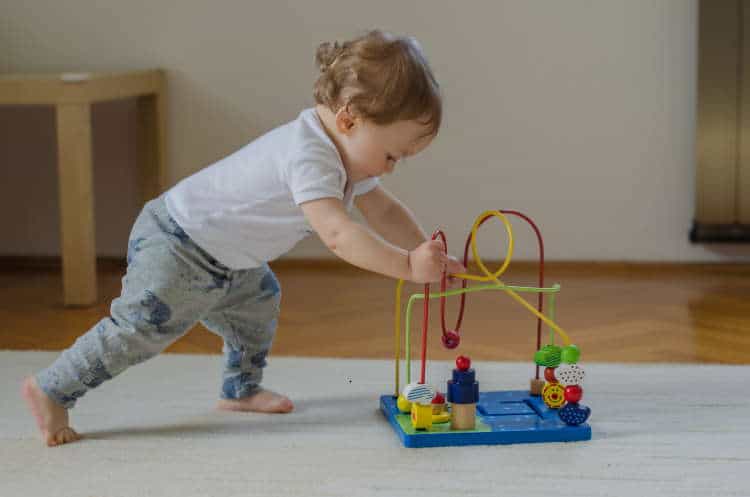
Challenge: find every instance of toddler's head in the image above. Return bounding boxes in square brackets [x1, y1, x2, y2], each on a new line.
[313, 30, 442, 180]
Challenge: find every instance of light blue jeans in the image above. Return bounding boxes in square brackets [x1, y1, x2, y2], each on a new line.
[36, 195, 282, 409]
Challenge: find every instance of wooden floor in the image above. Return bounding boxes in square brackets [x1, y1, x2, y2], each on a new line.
[1, 260, 749, 364]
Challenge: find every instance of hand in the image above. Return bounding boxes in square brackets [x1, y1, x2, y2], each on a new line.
[445, 255, 467, 289]
[408, 242, 467, 284]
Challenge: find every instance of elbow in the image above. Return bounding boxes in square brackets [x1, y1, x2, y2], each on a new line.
[321, 224, 345, 254]
[322, 221, 356, 256]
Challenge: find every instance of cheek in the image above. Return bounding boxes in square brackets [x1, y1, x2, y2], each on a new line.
[350, 136, 380, 165]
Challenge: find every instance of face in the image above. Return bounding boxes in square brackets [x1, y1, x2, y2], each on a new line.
[334, 108, 435, 182]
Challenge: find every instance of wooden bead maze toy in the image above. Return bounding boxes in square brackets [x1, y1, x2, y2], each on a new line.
[380, 210, 592, 448]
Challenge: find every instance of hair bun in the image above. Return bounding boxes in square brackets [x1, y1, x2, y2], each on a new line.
[315, 41, 344, 72]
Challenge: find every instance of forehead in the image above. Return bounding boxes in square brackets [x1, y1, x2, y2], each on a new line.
[377, 119, 434, 148]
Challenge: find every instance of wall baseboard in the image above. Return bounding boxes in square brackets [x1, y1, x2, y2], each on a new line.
[2, 256, 749, 276]
[0, 256, 127, 271]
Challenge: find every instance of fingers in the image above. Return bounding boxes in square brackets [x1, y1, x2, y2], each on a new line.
[413, 242, 468, 283]
[445, 255, 466, 273]
[423, 239, 442, 249]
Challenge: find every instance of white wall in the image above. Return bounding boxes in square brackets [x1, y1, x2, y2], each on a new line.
[2, 0, 747, 261]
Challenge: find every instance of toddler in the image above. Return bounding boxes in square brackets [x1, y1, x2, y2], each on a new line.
[22, 29, 465, 446]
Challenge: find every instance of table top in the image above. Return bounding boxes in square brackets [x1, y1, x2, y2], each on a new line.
[0, 69, 165, 105]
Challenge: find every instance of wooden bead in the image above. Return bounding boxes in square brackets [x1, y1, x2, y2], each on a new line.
[544, 367, 557, 382]
[542, 382, 565, 408]
[403, 382, 435, 403]
[561, 344, 581, 364]
[556, 364, 585, 386]
[450, 403, 476, 430]
[410, 402, 434, 430]
[564, 385, 583, 403]
[455, 355, 471, 371]
[530, 378, 545, 396]
[559, 402, 591, 426]
[534, 345, 562, 368]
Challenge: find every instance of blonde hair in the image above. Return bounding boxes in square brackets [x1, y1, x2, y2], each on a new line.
[313, 30, 442, 137]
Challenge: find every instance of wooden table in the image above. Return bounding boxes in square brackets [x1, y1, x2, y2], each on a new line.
[0, 70, 167, 306]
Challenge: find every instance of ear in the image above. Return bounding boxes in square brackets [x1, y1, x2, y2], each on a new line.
[335, 105, 358, 134]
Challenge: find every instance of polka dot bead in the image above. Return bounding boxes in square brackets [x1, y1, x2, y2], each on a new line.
[556, 363, 585, 386]
[559, 402, 591, 426]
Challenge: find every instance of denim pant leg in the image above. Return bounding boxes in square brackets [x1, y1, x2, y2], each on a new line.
[200, 264, 281, 399]
[36, 196, 232, 408]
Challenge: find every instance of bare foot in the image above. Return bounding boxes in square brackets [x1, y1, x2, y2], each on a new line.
[216, 388, 294, 414]
[21, 376, 81, 447]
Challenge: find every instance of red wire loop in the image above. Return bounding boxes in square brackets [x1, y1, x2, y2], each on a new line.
[417, 211, 546, 385]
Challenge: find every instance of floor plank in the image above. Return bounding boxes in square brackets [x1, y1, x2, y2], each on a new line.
[1, 261, 748, 364]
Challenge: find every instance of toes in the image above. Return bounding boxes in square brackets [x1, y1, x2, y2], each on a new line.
[217, 394, 294, 413]
[45, 432, 58, 447]
[269, 398, 293, 413]
[61, 428, 81, 443]
[48, 427, 80, 446]
[54, 429, 67, 445]
[278, 399, 294, 413]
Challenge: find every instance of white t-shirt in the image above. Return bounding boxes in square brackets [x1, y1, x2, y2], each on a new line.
[165, 108, 379, 269]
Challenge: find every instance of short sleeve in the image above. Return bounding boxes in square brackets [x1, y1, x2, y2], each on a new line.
[286, 148, 346, 205]
[353, 177, 379, 196]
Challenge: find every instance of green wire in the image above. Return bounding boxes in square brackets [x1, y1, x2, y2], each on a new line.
[548, 292, 557, 345]
[403, 283, 561, 385]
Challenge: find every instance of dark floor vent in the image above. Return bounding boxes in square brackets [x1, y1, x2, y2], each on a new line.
[690, 222, 750, 243]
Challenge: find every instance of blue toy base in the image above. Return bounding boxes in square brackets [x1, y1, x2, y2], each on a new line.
[380, 390, 591, 448]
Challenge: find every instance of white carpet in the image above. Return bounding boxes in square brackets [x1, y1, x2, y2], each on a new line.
[1, 351, 748, 497]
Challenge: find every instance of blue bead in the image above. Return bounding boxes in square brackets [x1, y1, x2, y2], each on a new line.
[452, 368, 476, 384]
[447, 379, 479, 404]
[558, 402, 591, 426]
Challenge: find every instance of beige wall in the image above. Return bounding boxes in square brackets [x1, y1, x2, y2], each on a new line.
[2, 0, 747, 261]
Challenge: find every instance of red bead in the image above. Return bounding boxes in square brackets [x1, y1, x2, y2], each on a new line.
[442, 330, 461, 349]
[455, 355, 471, 371]
[544, 367, 557, 383]
[564, 385, 583, 403]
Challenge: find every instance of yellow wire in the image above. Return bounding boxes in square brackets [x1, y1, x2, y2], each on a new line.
[394, 279, 404, 397]
[392, 210, 572, 395]
[451, 210, 571, 344]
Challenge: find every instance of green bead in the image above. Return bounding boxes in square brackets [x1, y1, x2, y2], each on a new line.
[534, 349, 547, 366]
[536, 345, 562, 368]
[561, 344, 581, 364]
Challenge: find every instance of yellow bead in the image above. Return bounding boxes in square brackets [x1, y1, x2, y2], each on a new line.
[410, 403, 434, 430]
[397, 395, 412, 413]
[542, 382, 565, 409]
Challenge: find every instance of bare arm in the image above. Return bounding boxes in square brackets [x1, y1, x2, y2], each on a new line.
[300, 197, 451, 283]
[354, 185, 467, 286]
[354, 185, 428, 250]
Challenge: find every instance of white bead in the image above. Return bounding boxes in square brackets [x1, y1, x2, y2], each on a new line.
[556, 364, 585, 386]
[402, 382, 436, 403]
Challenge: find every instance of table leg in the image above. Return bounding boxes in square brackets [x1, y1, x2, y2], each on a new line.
[136, 91, 166, 205]
[55, 103, 97, 306]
